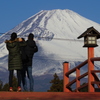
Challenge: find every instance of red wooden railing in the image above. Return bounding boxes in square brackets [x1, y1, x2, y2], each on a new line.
[63, 47, 100, 92]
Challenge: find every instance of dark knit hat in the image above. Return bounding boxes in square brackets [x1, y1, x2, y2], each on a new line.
[28, 33, 34, 40]
[11, 32, 17, 41]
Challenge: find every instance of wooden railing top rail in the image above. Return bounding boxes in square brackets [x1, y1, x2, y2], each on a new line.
[91, 81, 100, 84]
[66, 60, 88, 76]
[91, 57, 100, 61]
[91, 70, 100, 73]
[65, 57, 100, 76]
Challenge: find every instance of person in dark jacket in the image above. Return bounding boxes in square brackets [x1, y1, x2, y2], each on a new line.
[20, 38, 28, 64]
[5, 32, 26, 92]
[21, 33, 38, 91]
[20, 38, 29, 91]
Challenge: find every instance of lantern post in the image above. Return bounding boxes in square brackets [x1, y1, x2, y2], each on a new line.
[77, 27, 100, 92]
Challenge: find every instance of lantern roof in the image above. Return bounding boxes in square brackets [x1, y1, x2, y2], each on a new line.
[77, 27, 100, 39]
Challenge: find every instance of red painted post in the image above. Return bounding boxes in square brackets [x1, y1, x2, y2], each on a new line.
[63, 62, 70, 92]
[88, 47, 95, 92]
[76, 68, 80, 92]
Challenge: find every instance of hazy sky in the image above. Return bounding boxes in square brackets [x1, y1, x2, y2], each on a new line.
[0, 0, 100, 33]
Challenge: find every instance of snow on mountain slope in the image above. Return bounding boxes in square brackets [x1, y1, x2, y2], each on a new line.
[0, 9, 100, 78]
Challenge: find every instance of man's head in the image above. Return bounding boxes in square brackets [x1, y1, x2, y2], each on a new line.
[28, 33, 34, 40]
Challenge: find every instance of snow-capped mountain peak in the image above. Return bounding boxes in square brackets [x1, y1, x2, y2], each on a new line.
[0, 9, 100, 78]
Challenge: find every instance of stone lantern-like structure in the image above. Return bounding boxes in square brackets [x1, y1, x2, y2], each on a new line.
[77, 26, 100, 47]
[77, 26, 100, 92]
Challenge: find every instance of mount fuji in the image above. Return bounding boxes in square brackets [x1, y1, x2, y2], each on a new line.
[0, 9, 100, 91]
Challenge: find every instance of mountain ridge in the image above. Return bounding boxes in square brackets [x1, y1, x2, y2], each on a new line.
[0, 9, 100, 77]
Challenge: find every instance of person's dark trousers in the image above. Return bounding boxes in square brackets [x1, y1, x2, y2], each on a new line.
[27, 66, 34, 91]
[9, 70, 22, 87]
[17, 70, 22, 87]
[9, 70, 13, 87]
[21, 66, 34, 91]
[21, 67, 28, 91]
